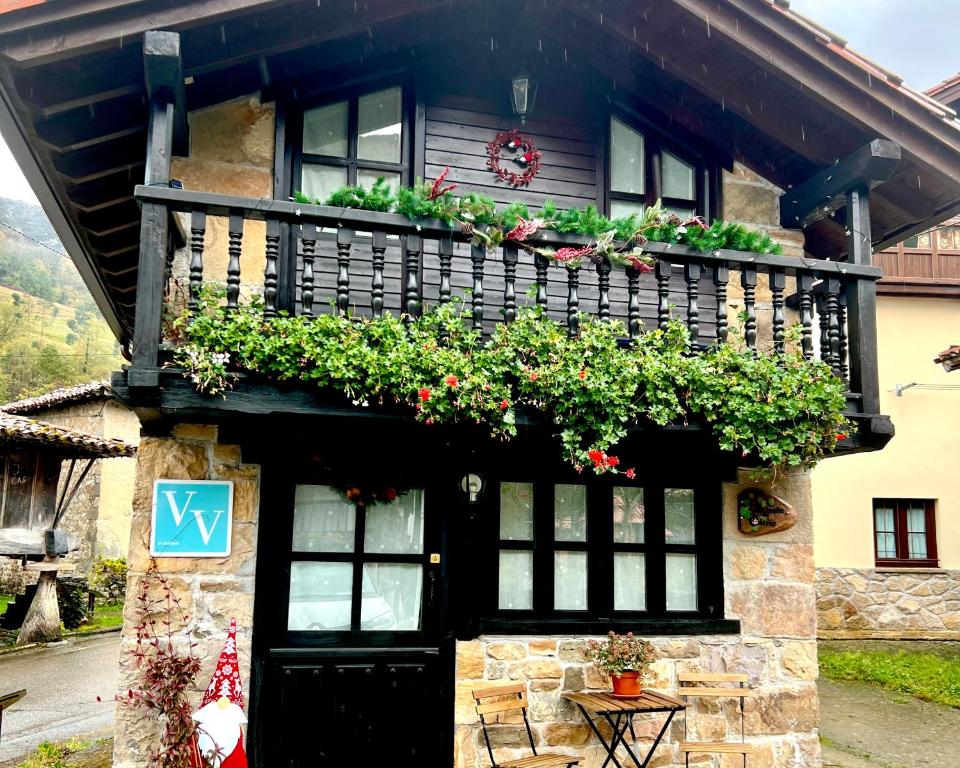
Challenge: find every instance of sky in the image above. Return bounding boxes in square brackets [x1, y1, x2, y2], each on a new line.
[0, 1, 957, 205]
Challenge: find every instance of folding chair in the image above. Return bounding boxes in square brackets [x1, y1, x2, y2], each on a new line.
[678, 672, 753, 767]
[473, 683, 581, 768]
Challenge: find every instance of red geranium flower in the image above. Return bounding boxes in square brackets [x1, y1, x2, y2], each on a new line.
[578, 369, 587, 380]
[445, 374, 459, 387]
[384, 488, 398, 501]
[836, 432, 847, 441]
[418, 387, 431, 402]
[500, 399, 509, 410]
[606, 455, 620, 468]
[624, 468, 636, 480]
[529, 372, 539, 382]
[587, 449, 603, 465]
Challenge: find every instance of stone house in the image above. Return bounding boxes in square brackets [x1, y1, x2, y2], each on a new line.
[813, 76, 960, 641]
[0, 2, 958, 767]
[0, 382, 140, 593]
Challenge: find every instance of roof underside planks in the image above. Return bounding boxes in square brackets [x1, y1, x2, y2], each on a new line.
[0, 0, 957, 343]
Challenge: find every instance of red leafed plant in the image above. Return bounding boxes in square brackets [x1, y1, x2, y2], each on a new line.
[120, 557, 209, 768]
[428, 166, 458, 200]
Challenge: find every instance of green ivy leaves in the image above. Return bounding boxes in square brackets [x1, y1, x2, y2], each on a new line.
[173, 291, 849, 475]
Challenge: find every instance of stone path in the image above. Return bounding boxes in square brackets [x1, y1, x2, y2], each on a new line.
[818, 678, 960, 768]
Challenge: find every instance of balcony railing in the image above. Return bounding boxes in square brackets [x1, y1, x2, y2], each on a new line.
[129, 185, 884, 420]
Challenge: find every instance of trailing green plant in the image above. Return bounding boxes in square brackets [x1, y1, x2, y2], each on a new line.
[294, 170, 783, 273]
[172, 289, 849, 475]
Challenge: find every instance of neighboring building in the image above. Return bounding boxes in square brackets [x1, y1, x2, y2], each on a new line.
[0, 382, 140, 582]
[0, 3, 957, 767]
[813, 79, 960, 641]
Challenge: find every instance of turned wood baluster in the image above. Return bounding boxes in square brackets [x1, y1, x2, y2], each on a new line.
[656, 259, 671, 331]
[566, 265, 581, 338]
[263, 218, 280, 318]
[438, 236, 453, 306]
[503, 244, 519, 323]
[596, 258, 612, 322]
[627, 266, 641, 338]
[742, 267, 757, 350]
[300, 222, 317, 318]
[188, 210, 206, 313]
[818, 292, 830, 363]
[371, 231, 386, 317]
[826, 276, 842, 376]
[838, 293, 849, 383]
[685, 262, 701, 348]
[336, 227, 352, 315]
[226, 212, 243, 310]
[798, 273, 815, 360]
[770, 268, 786, 354]
[534, 254, 549, 308]
[713, 263, 729, 344]
[404, 234, 422, 321]
[470, 243, 485, 332]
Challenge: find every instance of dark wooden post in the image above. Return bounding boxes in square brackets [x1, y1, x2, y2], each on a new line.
[405, 234, 423, 322]
[684, 262, 701, 348]
[226, 212, 243, 310]
[188, 210, 206, 312]
[597, 258, 612, 322]
[300, 223, 317, 317]
[263, 218, 280, 318]
[534, 254, 549, 309]
[713, 263, 728, 344]
[798, 272, 815, 359]
[336, 227, 353, 315]
[372, 231, 387, 317]
[129, 95, 173, 388]
[825, 276, 842, 376]
[626, 266, 641, 338]
[656, 260, 671, 331]
[741, 268, 758, 350]
[566, 265, 580, 338]
[845, 186, 881, 413]
[470, 243, 485, 332]
[503, 244, 519, 323]
[438, 236, 453, 306]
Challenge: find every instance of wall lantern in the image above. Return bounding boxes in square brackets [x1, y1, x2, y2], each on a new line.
[460, 473, 486, 504]
[509, 71, 537, 124]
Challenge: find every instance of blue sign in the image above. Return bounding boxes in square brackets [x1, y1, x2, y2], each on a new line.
[151, 480, 233, 557]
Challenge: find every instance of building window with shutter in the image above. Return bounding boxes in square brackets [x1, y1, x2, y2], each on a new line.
[873, 498, 938, 567]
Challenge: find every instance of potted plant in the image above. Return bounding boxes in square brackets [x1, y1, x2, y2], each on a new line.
[587, 631, 656, 697]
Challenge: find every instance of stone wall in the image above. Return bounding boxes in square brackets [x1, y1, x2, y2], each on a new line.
[816, 567, 960, 640]
[112, 425, 260, 768]
[454, 470, 821, 768]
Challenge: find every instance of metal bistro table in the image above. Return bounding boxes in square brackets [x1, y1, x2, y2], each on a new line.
[563, 690, 685, 768]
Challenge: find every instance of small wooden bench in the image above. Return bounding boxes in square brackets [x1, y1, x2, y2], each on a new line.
[678, 673, 753, 765]
[473, 683, 580, 768]
[0, 689, 27, 744]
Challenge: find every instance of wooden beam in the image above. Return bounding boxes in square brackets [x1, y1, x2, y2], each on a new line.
[53, 133, 146, 182]
[845, 187, 881, 414]
[33, 91, 146, 152]
[143, 30, 187, 154]
[0, 527, 79, 557]
[780, 139, 901, 228]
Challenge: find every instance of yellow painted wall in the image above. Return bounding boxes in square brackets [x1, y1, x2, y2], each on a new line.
[813, 295, 960, 569]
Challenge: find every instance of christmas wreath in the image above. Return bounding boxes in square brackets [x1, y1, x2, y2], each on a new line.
[487, 129, 542, 187]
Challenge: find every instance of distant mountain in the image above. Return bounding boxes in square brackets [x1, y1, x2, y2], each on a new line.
[0, 197, 63, 253]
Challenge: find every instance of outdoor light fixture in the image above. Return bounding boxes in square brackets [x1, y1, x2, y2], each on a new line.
[509, 71, 537, 124]
[460, 473, 485, 504]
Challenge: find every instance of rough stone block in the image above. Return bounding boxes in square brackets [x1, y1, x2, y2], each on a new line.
[529, 638, 558, 656]
[542, 722, 592, 746]
[487, 641, 527, 660]
[458, 640, 486, 679]
[508, 660, 563, 680]
[771, 545, 815, 583]
[731, 545, 768, 580]
[779, 641, 818, 681]
[171, 424, 217, 442]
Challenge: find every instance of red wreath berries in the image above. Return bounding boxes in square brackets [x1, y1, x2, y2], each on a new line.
[487, 129, 542, 187]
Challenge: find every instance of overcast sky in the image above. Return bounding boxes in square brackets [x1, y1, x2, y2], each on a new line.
[0, 1, 957, 204]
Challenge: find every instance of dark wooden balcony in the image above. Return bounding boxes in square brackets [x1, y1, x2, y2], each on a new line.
[874, 219, 960, 297]
[122, 185, 891, 452]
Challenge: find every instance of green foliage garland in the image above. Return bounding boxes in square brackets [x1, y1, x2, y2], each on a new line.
[173, 290, 849, 475]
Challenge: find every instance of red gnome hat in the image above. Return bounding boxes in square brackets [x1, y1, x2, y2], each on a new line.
[201, 618, 244, 710]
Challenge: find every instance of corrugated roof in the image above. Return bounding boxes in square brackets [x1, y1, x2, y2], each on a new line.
[0, 413, 135, 457]
[1, 381, 114, 415]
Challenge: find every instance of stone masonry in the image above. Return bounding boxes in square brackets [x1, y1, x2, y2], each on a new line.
[454, 470, 821, 768]
[816, 568, 960, 640]
[112, 425, 259, 768]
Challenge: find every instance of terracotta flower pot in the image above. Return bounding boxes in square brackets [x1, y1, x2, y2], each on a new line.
[611, 670, 642, 696]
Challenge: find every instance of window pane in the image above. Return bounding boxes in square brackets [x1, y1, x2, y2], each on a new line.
[940, 226, 960, 251]
[555, 484, 587, 542]
[288, 561, 353, 631]
[363, 489, 424, 554]
[610, 200, 645, 220]
[666, 553, 698, 611]
[357, 169, 401, 193]
[662, 151, 695, 200]
[301, 164, 347, 204]
[614, 552, 646, 611]
[903, 231, 932, 249]
[906, 503, 928, 560]
[358, 87, 403, 163]
[303, 100, 348, 157]
[499, 550, 533, 610]
[665, 488, 696, 544]
[292, 485, 355, 552]
[500, 482, 534, 540]
[613, 486, 645, 544]
[554, 551, 587, 610]
[664, 206, 696, 220]
[362, 563, 422, 630]
[610, 118, 644, 194]
[874, 504, 896, 559]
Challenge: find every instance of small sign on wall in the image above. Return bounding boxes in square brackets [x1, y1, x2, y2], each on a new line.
[151, 479, 233, 557]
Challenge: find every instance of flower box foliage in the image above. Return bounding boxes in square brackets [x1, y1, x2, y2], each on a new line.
[172, 290, 850, 476]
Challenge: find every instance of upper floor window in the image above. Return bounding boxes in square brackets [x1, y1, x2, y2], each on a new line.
[938, 225, 960, 251]
[902, 231, 933, 250]
[873, 498, 938, 568]
[299, 85, 407, 204]
[608, 116, 700, 220]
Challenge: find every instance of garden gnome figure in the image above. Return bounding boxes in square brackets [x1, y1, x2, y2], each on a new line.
[193, 618, 248, 768]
